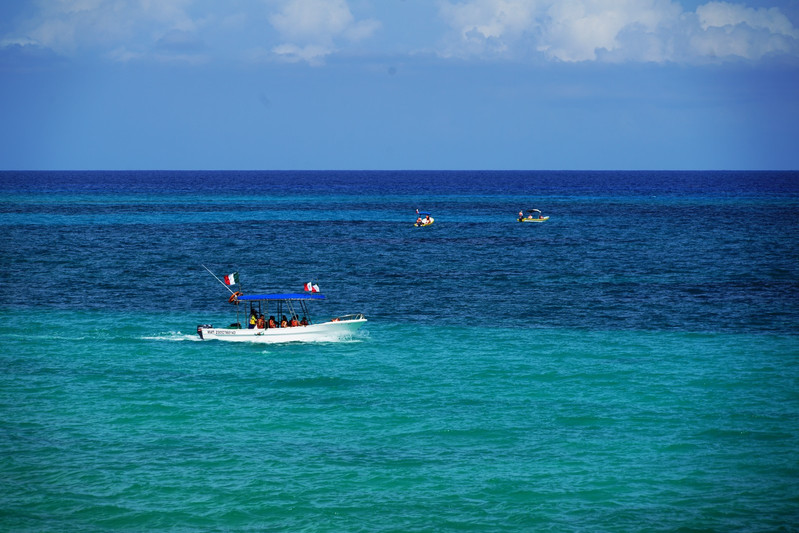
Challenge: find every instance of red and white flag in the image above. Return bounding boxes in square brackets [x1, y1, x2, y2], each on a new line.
[304, 282, 320, 293]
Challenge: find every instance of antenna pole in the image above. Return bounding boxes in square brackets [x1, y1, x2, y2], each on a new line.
[202, 264, 235, 295]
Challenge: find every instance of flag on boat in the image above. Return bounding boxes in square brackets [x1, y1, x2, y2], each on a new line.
[224, 272, 239, 285]
[304, 282, 320, 293]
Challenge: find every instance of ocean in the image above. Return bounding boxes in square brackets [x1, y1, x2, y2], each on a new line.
[1, 170, 798, 531]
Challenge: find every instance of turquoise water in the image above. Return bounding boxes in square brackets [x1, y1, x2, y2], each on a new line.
[2, 171, 798, 530]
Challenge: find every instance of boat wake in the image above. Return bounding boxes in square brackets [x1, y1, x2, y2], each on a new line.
[141, 331, 202, 342]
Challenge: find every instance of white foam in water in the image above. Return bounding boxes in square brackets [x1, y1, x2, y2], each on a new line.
[141, 331, 201, 341]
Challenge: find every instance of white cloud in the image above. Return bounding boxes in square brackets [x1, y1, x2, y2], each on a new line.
[438, 0, 799, 62]
[540, 0, 682, 61]
[439, 0, 537, 41]
[690, 1, 799, 59]
[2, 0, 205, 62]
[437, 0, 537, 57]
[697, 2, 797, 36]
[106, 47, 144, 63]
[268, 0, 380, 64]
[271, 43, 332, 66]
[271, 0, 350, 41]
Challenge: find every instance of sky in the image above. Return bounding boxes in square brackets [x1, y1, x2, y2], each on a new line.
[1, 0, 798, 170]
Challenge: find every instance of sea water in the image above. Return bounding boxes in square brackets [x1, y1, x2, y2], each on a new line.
[1, 170, 798, 531]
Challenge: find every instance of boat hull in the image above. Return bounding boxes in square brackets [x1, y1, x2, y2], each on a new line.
[415, 217, 435, 227]
[198, 317, 366, 343]
[519, 216, 549, 223]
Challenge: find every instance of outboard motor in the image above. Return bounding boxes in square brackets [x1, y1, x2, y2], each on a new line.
[197, 324, 212, 339]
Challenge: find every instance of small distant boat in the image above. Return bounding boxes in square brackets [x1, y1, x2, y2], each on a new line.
[197, 292, 366, 343]
[518, 209, 549, 223]
[415, 212, 434, 227]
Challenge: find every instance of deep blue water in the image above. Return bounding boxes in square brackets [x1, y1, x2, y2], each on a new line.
[1, 170, 798, 531]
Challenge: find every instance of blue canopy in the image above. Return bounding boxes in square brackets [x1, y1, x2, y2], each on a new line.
[236, 293, 325, 301]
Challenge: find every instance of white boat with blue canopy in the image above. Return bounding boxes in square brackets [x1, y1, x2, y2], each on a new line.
[197, 292, 366, 343]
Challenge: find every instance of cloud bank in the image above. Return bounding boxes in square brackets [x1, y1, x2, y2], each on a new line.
[1, 0, 208, 64]
[439, 0, 799, 62]
[1, 0, 797, 66]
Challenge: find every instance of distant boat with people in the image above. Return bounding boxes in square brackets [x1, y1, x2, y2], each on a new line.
[415, 211, 434, 227]
[518, 209, 549, 222]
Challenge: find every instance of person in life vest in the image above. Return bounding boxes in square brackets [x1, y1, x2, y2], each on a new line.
[290, 315, 300, 327]
[249, 309, 257, 329]
[300, 316, 309, 326]
[416, 216, 422, 226]
[256, 314, 266, 329]
[268, 316, 277, 329]
[280, 315, 288, 328]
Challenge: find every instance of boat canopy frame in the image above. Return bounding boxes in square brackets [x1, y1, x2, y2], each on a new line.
[234, 293, 325, 327]
[237, 293, 325, 301]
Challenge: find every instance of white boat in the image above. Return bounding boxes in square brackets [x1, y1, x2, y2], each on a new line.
[197, 292, 366, 343]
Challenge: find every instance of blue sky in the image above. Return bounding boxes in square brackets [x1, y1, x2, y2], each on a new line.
[1, 0, 798, 170]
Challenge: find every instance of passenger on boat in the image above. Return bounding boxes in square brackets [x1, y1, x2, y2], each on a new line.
[290, 315, 299, 327]
[300, 316, 309, 326]
[268, 316, 277, 328]
[416, 216, 422, 226]
[248, 309, 257, 329]
[424, 215, 431, 224]
[518, 211, 523, 221]
[280, 315, 288, 328]
[256, 314, 266, 329]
